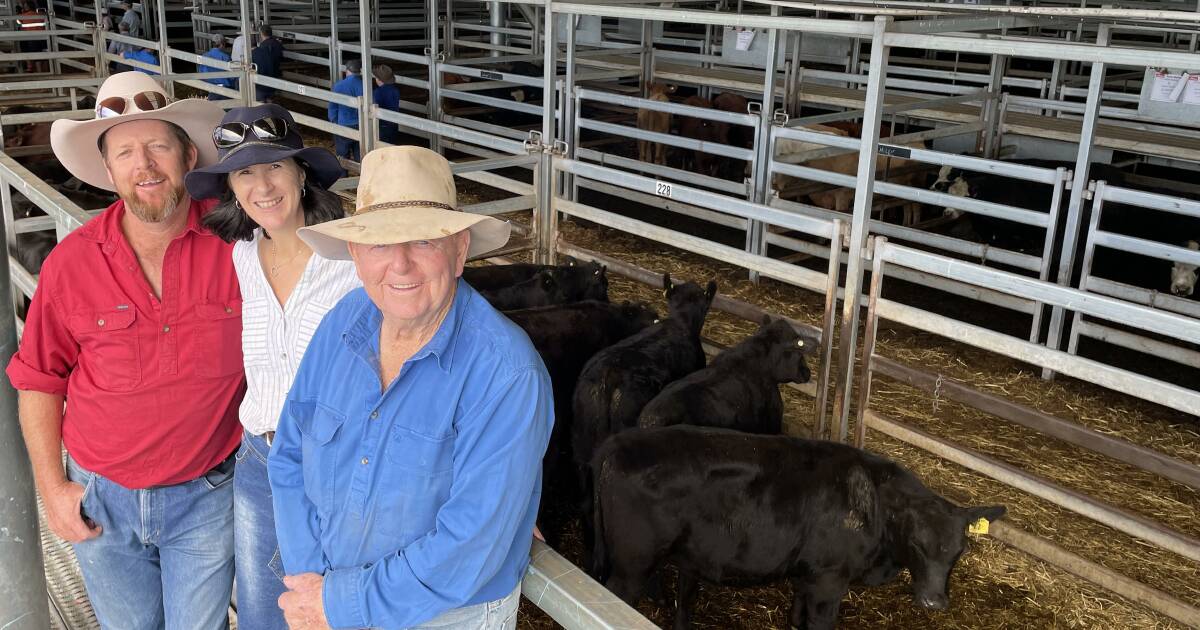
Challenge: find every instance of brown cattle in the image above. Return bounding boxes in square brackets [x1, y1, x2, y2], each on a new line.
[712, 92, 751, 149]
[677, 95, 730, 177]
[637, 82, 676, 165]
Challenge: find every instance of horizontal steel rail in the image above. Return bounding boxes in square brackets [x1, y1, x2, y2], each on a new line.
[579, 118, 755, 161]
[576, 87, 760, 127]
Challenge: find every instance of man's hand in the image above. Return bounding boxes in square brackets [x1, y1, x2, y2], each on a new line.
[533, 525, 545, 543]
[279, 573, 331, 630]
[42, 480, 101, 543]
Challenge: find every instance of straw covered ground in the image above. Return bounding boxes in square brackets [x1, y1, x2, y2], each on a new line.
[447, 179, 1200, 629]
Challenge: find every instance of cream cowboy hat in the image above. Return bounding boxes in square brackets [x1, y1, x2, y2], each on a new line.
[299, 146, 510, 260]
[49, 72, 224, 192]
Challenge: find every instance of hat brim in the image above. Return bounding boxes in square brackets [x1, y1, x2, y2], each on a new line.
[297, 207, 511, 261]
[184, 144, 345, 200]
[49, 99, 225, 192]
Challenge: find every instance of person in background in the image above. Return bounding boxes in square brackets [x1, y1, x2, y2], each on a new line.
[16, 0, 48, 73]
[231, 32, 247, 66]
[251, 23, 283, 103]
[199, 33, 237, 99]
[372, 64, 401, 145]
[118, 1, 140, 38]
[328, 58, 363, 161]
[106, 21, 133, 73]
[185, 103, 355, 630]
[98, 7, 116, 32]
[271, 145, 552, 630]
[123, 45, 158, 75]
[8, 71, 238, 630]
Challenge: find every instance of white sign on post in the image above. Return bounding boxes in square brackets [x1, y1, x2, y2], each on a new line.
[734, 28, 756, 51]
[1151, 71, 1185, 103]
[1184, 74, 1200, 105]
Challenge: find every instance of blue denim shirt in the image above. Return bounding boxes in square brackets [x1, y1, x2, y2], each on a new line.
[199, 47, 235, 89]
[269, 280, 553, 629]
[329, 74, 364, 128]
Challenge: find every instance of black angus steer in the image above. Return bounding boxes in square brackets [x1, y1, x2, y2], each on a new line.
[504, 299, 659, 544]
[572, 275, 717, 565]
[592, 426, 1005, 630]
[477, 269, 568, 310]
[463, 259, 609, 302]
[638, 318, 815, 434]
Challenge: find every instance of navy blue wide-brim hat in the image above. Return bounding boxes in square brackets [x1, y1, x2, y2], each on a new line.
[184, 103, 345, 201]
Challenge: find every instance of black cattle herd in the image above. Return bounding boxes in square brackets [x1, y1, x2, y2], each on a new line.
[469, 259, 1005, 630]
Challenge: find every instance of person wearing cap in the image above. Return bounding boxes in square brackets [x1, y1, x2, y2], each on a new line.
[183, 103, 354, 630]
[251, 23, 284, 103]
[269, 146, 553, 629]
[118, 1, 140, 38]
[372, 64, 401, 145]
[199, 33, 237, 99]
[6, 72, 242, 628]
[328, 58, 364, 161]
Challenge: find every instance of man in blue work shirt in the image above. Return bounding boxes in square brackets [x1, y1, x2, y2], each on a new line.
[199, 33, 237, 99]
[328, 58, 364, 161]
[372, 64, 402, 145]
[251, 24, 283, 103]
[271, 146, 552, 630]
[123, 46, 158, 75]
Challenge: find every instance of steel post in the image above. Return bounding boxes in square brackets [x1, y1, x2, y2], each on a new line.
[156, 0, 171, 98]
[427, 0, 442, 153]
[358, 0, 375, 157]
[830, 16, 891, 443]
[0, 186, 50, 630]
[1044, 25, 1109, 379]
[489, 0, 503, 57]
[239, 0, 253, 104]
[745, 8, 780, 284]
[534, 0, 557, 265]
[329, 0, 340, 87]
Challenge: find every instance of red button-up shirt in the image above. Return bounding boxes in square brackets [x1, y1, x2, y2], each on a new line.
[7, 198, 245, 489]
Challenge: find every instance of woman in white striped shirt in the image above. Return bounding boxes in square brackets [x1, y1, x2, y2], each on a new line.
[185, 103, 361, 630]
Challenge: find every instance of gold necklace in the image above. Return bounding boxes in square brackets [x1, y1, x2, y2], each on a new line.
[269, 239, 306, 278]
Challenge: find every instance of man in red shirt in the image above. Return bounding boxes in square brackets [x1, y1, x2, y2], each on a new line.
[6, 72, 243, 629]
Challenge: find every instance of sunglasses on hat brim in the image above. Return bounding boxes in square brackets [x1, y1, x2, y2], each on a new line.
[212, 116, 291, 149]
[96, 91, 170, 119]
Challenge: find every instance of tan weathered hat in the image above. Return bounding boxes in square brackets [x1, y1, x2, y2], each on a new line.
[50, 72, 223, 192]
[298, 146, 510, 260]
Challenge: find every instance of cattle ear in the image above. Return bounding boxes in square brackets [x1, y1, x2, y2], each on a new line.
[761, 314, 773, 327]
[662, 273, 673, 295]
[541, 271, 557, 291]
[705, 280, 718, 300]
[961, 505, 1006, 528]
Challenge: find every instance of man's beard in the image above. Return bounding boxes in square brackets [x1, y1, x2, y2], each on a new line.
[119, 178, 183, 224]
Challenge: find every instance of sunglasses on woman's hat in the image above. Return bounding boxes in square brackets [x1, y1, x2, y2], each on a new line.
[212, 116, 291, 150]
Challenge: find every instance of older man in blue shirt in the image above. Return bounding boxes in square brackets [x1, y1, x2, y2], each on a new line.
[271, 145, 552, 630]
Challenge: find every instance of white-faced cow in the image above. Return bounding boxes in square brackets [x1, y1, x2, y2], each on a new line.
[1172, 240, 1199, 297]
[592, 426, 1006, 630]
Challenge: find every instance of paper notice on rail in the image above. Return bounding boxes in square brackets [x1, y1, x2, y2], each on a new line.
[1184, 74, 1200, 105]
[735, 29, 756, 51]
[1150, 71, 1185, 103]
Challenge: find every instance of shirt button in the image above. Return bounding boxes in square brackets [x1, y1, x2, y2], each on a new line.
[370, 411, 379, 419]
[162, 325, 170, 332]
[97, 319, 105, 326]
[361, 457, 369, 465]
[224, 307, 233, 314]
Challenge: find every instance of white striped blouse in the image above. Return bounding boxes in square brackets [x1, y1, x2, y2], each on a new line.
[233, 229, 361, 436]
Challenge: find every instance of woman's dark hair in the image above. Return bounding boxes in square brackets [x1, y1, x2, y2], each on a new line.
[202, 160, 345, 242]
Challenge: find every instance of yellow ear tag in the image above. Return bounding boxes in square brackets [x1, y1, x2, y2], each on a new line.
[968, 518, 990, 536]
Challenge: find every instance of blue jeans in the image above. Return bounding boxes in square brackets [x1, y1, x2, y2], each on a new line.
[335, 135, 360, 161]
[234, 431, 288, 630]
[66, 451, 236, 630]
[406, 583, 520, 629]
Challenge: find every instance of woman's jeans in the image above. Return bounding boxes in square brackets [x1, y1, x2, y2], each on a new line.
[234, 430, 289, 629]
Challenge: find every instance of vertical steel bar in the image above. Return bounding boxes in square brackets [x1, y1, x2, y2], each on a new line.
[1044, 25, 1109, 379]
[561, 9, 576, 200]
[427, 0, 442, 153]
[982, 52, 1006, 158]
[239, 0, 253, 104]
[156, 0, 171, 98]
[444, 0, 454, 60]
[854, 236, 886, 449]
[358, 0, 375, 157]
[813, 218, 843, 440]
[1067, 180, 1108, 358]
[0, 182, 50, 630]
[489, 0, 503, 56]
[1030, 167, 1068, 344]
[831, 16, 890, 443]
[639, 18, 651, 96]
[329, 0, 340, 88]
[746, 7, 780, 284]
[534, 0, 557, 265]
